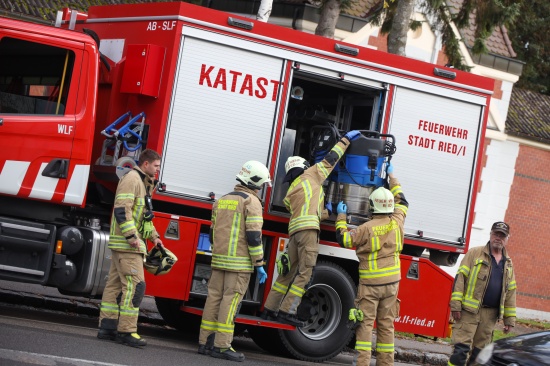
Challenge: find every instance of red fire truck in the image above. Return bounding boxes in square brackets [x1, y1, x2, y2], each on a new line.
[0, 2, 492, 361]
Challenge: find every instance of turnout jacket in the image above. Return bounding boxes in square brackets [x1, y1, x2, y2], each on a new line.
[210, 185, 264, 272]
[284, 137, 350, 236]
[335, 177, 408, 286]
[450, 244, 517, 326]
[108, 167, 159, 254]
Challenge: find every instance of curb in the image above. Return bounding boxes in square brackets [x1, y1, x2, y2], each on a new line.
[0, 289, 451, 364]
[396, 347, 450, 366]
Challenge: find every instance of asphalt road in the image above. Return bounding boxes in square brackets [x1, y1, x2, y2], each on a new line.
[0, 280, 447, 365]
[1, 303, 342, 366]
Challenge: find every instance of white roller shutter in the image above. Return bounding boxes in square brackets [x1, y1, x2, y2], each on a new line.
[160, 36, 284, 199]
[388, 87, 484, 244]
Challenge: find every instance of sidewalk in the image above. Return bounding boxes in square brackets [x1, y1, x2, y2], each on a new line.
[0, 284, 451, 365]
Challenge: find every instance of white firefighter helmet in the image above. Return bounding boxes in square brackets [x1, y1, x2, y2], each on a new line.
[236, 160, 272, 190]
[144, 246, 178, 276]
[369, 187, 394, 214]
[284, 156, 310, 174]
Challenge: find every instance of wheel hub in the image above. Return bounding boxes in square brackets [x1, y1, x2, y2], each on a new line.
[298, 283, 342, 340]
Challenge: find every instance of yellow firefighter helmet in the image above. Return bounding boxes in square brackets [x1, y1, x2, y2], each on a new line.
[369, 187, 394, 214]
[284, 156, 310, 174]
[144, 245, 178, 276]
[236, 160, 272, 190]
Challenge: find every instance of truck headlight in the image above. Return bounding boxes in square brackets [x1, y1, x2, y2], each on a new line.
[476, 343, 494, 365]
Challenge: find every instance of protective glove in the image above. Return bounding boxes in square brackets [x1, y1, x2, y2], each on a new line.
[387, 162, 394, 174]
[140, 220, 154, 240]
[325, 202, 333, 215]
[256, 266, 267, 284]
[337, 201, 347, 215]
[276, 252, 290, 275]
[344, 130, 362, 141]
[348, 308, 364, 330]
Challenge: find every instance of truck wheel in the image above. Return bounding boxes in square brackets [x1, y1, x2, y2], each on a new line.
[154, 297, 201, 333]
[250, 261, 356, 361]
[279, 260, 356, 361]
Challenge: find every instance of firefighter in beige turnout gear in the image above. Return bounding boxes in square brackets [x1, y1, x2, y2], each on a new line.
[263, 130, 361, 327]
[335, 165, 408, 366]
[97, 149, 163, 348]
[198, 161, 271, 362]
[448, 221, 516, 366]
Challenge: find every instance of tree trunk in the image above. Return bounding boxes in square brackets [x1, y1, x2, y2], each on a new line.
[256, 0, 273, 22]
[315, 0, 341, 38]
[387, 0, 415, 55]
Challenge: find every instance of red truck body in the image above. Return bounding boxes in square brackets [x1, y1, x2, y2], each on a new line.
[0, 2, 492, 361]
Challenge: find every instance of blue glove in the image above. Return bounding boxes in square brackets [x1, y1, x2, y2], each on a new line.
[337, 201, 347, 214]
[387, 162, 394, 174]
[325, 202, 333, 215]
[256, 266, 267, 284]
[344, 130, 361, 141]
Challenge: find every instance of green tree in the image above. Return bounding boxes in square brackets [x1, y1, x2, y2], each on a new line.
[360, 0, 521, 70]
[507, 0, 550, 94]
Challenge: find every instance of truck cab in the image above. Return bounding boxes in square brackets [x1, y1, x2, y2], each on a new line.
[0, 18, 101, 289]
[0, 18, 98, 207]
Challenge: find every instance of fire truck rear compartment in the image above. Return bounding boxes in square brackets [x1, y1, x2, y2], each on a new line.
[270, 71, 384, 216]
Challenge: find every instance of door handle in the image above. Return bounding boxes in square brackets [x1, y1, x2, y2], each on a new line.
[42, 159, 69, 179]
[0, 118, 3, 126]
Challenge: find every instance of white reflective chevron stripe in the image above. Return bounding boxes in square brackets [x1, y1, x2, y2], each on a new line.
[63, 164, 90, 205]
[0, 160, 30, 195]
[0, 160, 89, 205]
[29, 162, 58, 201]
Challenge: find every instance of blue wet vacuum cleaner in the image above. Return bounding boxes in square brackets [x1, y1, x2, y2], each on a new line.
[311, 128, 396, 223]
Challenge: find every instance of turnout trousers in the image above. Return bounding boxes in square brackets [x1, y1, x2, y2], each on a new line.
[199, 269, 252, 349]
[448, 308, 499, 366]
[264, 229, 319, 315]
[98, 251, 146, 333]
[354, 282, 400, 366]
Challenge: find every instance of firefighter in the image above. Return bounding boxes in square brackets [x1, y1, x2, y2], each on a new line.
[335, 164, 408, 366]
[262, 130, 361, 327]
[97, 149, 163, 348]
[448, 221, 517, 366]
[198, 160, 271, 362]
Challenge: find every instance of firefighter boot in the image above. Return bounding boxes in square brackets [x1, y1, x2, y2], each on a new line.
[467, 347, 482, 366]
[97, 318, 117, 341]
[198, 333, 214, 355]
[277, 311, 306, 327]
[211, 347, 245, 362]
[97, 328, 118, 341]
[116, 332, 147, 348]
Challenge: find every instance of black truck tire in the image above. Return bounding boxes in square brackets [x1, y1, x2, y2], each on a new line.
[249, 260, 356, 362]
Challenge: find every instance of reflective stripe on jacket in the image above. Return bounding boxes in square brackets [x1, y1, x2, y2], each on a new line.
[284, 138, 350, 236]
[210, 185, 264, 272]
[335, 177, 408, 285]
[450, 244, 517, 326]
[108, 167, 158, 254]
